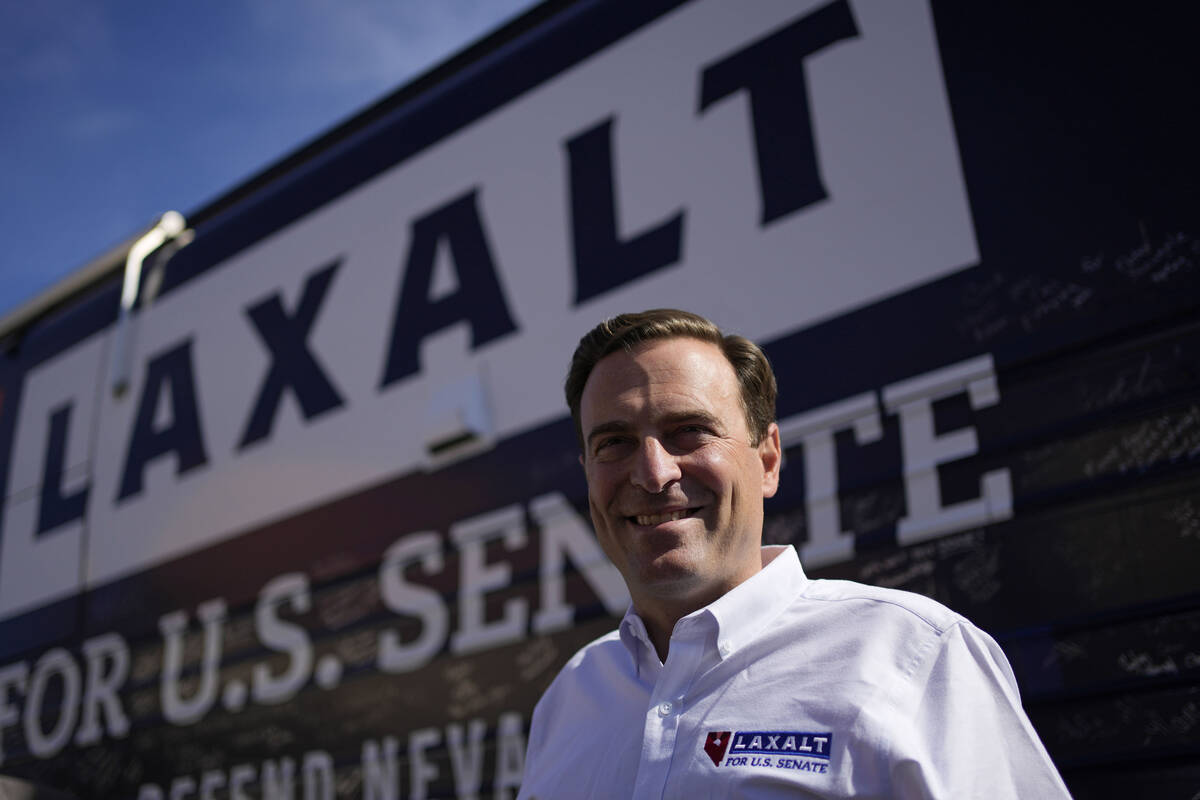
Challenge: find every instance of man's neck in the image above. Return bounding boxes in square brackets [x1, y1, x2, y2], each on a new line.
[635, 575, 751, 663]
[630, 543, 772, 661]
[640, 606, 684, 664]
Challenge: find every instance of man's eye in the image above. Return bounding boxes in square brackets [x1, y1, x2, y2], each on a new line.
[594, 437, 628, 455]
[669, 426, 711, 447]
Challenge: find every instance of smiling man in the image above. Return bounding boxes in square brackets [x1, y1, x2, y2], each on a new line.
[517, 310, 1072, 799]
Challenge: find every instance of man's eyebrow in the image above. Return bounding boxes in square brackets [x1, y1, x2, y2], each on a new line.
[585, 420, 632, 448]
[585, 411, 724, 447]
[658, 410, 722, 429]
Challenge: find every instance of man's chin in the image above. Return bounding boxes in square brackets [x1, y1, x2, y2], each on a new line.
[632, 554, 708, 594]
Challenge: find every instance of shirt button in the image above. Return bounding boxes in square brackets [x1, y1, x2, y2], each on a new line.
[658, 701, 673, 717]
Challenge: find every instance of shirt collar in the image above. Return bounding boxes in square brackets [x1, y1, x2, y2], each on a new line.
[618, 611, 655, 675]
[617, 545, 807, 667]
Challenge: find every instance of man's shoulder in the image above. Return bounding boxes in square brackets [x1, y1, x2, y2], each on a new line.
[776, 578, 1005, 700]
[797, 576, 967, 636]
[529, 627, 633, 735]
[552, 628, 628, 681]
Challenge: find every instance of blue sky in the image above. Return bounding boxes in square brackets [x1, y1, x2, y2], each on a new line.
[0, 0, 540, 320]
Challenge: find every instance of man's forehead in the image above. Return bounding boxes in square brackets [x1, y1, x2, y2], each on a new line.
[580, 337, 740, 421]
[586, 337, 727, 386]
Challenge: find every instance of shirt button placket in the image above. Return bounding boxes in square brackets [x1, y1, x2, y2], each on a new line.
[634, 634, 702, 799]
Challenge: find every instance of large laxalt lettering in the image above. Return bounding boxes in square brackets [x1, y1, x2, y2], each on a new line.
[36, 403, 90, 535]
[566, 117, 684, 304]
[699, 0, 860, 225]
[115, 339, 209, 502]
[238, 260, 346, 450]
[379, 189, 518, 387]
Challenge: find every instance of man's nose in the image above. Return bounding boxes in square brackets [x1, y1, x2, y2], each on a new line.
[630, 437, 681, 493]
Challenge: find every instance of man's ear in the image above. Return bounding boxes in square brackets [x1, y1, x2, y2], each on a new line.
[759, 422, 782, 498]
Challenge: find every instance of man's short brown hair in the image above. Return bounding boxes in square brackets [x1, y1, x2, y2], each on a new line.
[565, 309, 777, 449]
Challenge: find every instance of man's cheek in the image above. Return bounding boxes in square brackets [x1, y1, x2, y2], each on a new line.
[586, 495, 602, 529]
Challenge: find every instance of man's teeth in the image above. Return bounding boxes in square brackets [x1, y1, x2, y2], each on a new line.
[635, 510, 690, 525]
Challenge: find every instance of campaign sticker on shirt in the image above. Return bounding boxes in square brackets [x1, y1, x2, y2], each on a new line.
[705, 730, 834, 774]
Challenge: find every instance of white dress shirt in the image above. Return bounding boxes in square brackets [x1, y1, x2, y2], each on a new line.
[519, 545, 1071, 799]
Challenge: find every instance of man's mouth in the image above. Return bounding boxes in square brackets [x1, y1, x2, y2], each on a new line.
[629, 508, 699, 526]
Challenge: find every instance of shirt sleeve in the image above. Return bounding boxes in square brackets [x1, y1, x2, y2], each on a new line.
[516, 690, 552, 800]
[891, 620, 1074, 799]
